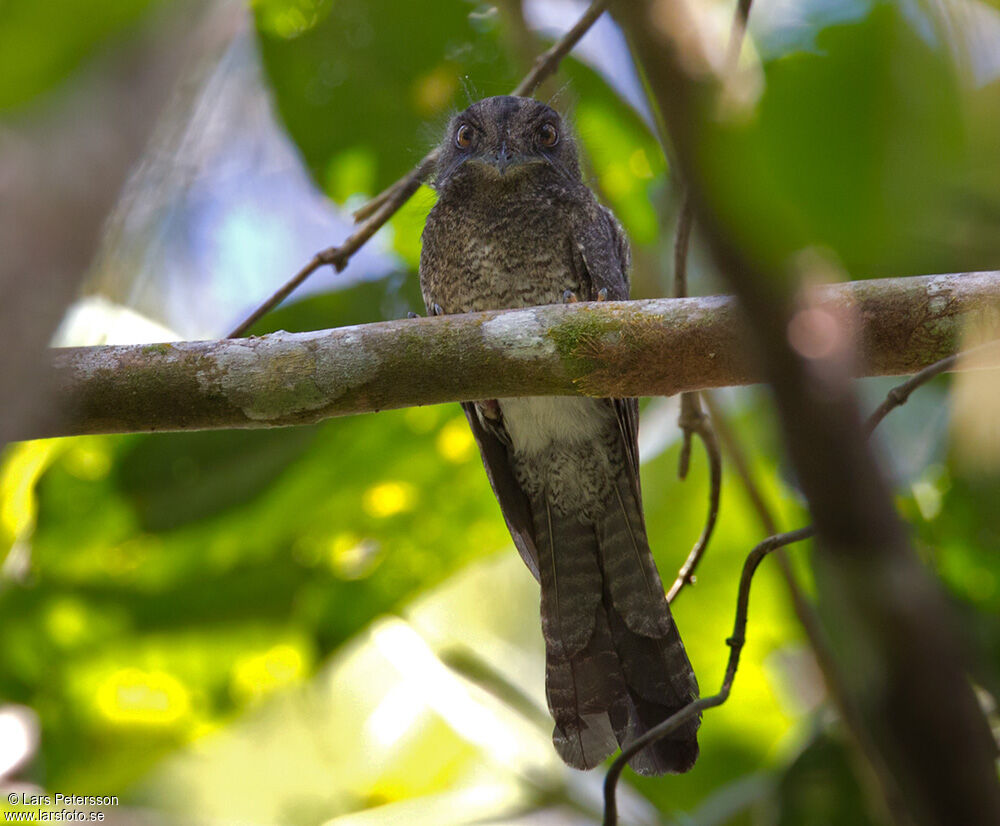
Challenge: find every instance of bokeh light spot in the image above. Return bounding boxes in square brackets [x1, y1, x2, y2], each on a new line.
[95, 668, 191, 728]
[628, 148, 654, 179]
[363, 482, 416, 518]
[44, 598, 89, 648]
[411, 65, 458, 117]
[436, 419, 475, 464]
[328, 532, 382, 579]
[231, 644, 308, 704]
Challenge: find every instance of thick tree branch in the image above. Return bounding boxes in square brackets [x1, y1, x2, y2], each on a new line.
[25, 271, 1000, 440]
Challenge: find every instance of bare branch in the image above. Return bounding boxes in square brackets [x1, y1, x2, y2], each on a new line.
[226, 168, 427, 338]
[666, 401, 721, 602]
[228, 1, 610, 338]
[29, 272, 999, 440]
[864, 337, 1000, 436]
[509, 0, 609, 97]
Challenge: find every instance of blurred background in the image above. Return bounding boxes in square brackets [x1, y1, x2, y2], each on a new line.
[1, 0, 998, 823]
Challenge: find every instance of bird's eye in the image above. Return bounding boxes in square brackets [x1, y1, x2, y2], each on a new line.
[537, 123, 559, 148]
[455, 124, 474, 149]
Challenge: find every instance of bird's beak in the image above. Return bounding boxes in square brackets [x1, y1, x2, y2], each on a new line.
[493, 141, 513, 175]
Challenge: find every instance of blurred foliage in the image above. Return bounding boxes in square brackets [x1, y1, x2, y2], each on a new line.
[0, 0, 166, 112]
[2, 0, 1000, 824]
[773, 727, 884, 826]
[253, 0, 519, 194]
[710, 0, 1000, 279]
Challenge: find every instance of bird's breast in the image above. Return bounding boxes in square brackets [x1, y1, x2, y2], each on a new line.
[420, 190, 584, 313]
[499, 396, 612, 455]
[499, 396, 622, 518]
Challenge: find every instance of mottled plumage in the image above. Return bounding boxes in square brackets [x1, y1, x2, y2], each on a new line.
[419, 96, 700, 774]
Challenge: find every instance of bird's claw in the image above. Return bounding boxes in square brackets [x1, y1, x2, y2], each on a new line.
[597, 288, 608, 302]
[432, 303, 445, 316]
[562, 289, 579, 304]
[477, 399, 502, 421]
[407, 311, 421, 319]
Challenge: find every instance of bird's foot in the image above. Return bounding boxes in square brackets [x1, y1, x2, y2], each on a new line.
[562, 289, 579, 304]
[406, 311, 421, 319]
[597, 287, 608, 302]
[476, 399, 502, 421]
[432, 303, 445, 316]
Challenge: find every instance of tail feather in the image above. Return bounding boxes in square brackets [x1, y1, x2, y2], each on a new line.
[618, 686, 700, 775]
[537, 496, 626, 769]
[535, 496, 603, 659]
[547, 602, 629, 770]
[597, 480, 672, 638]
[534, 475, 700, 776]
[606, 595, 700, 775]
[601, 476, 700, 703]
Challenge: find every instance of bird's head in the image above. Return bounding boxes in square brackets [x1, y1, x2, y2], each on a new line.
[433, 96, 580, 189]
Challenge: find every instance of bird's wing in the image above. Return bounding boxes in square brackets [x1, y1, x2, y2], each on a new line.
[570, 203, 643, 501]
[461, 401, 540, 580]
[572, 203, 632, 300]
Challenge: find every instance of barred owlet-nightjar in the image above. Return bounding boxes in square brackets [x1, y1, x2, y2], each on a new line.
[419, 95, 700, 774]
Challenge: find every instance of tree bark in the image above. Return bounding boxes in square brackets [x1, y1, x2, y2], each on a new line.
[21, 270, 1000, 440]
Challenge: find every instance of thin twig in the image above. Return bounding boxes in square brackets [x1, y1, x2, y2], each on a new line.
[228, 1, 609, 338]
[666, 406, 721, 601]
[602, 342, 997, 825]
[227, 174, 425, 338]
[510, 0, 609, 97]
[863, 337, 1000, 437]
[604, 526, 816, 826]
[346, 152, 437, 226]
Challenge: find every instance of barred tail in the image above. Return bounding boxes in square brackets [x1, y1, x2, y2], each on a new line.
[534, 476, 700, 775]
